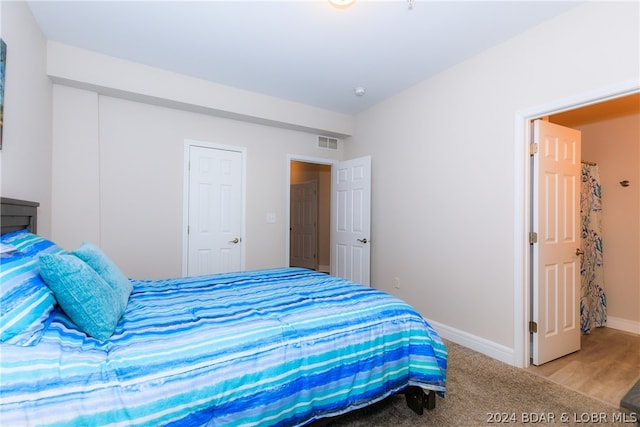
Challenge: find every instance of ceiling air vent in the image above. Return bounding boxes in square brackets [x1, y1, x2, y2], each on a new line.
[318, 136, 339, 150]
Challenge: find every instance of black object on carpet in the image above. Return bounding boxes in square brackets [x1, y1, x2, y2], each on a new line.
[620, 380, 640, 423]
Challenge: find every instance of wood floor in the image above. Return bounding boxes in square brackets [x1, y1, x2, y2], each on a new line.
[527, 327, 640, 408]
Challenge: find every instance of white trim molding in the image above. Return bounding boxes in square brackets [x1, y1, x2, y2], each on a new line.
[606, 317, 640, 335]
[426, 318, 515, 366]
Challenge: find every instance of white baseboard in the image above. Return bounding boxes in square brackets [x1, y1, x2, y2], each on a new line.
[606, 316, 640, 335]
[426, 318, 516, 366]
[425, 317, 640, 370]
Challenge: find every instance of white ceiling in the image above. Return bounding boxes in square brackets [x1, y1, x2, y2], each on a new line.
[27, 1, 582, 115]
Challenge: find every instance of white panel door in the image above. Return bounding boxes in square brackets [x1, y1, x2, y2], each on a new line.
[331, 156, 371, 286]
[290, 181, 318, 270]
[187, 145, 243, 276]
[532, 120, 581, 365]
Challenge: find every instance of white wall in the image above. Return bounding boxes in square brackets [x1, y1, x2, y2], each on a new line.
[0, 1, 53, 236]
[52, 86, 344, 279]
[347, 2, 639, 357]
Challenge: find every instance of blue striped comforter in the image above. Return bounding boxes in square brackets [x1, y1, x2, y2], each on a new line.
[0, 268, 447, 426]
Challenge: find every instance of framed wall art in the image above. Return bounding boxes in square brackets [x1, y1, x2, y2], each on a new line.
[0, 38, 6, 149]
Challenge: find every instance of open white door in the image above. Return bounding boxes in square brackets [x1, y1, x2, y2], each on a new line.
[331, 156, 371, 286]
[186, 144, 244, 276]
[531, 120, 581, 365]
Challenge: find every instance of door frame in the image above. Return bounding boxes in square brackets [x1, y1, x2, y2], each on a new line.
[286, 154, 336, 272]
[514, 80, 639, 368]
[182, 139, 247, 276]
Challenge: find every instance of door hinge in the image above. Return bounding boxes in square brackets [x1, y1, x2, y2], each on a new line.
[529, 143, 538, 156]
[529, 321, 538, 334]
[529, 231, 538, 244]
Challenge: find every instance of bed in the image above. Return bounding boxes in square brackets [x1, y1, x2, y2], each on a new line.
[0, 198, 447, 426]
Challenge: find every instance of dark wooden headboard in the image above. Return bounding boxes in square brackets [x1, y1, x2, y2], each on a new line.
[1, 198, 39, 235]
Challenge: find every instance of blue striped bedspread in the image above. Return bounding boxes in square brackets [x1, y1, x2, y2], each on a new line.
[1, 267, 447, 426]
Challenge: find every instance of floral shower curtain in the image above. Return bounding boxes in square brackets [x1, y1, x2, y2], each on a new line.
[580, 163, 607, 334]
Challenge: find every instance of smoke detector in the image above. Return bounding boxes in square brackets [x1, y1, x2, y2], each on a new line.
[354, 86, 366, 96]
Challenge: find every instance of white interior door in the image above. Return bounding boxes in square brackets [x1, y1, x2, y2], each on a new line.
[331, 156, 371, 286]
[187, 144, 244, 276]
[531, 119, 581, 365]
[290, 181, 318, 270]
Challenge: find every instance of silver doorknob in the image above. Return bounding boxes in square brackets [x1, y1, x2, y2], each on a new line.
[576, 248, 584, 256]
[229, 237, 241, 244]
[357, 238, 368, 244]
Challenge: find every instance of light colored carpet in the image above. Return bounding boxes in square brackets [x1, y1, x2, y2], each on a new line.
[327, 340, 635, 426]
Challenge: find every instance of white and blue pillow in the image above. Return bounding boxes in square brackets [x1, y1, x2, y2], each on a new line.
[0, 230, 62, 345]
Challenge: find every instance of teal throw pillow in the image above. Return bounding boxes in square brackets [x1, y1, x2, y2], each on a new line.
[72, 242, 132, 313]
[39, 253, 123, 341]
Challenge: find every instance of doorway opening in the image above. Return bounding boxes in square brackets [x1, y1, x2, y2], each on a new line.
[516, 84, 639, 369]
[289, 160, 332, 272]
[286, 154, 371, 285]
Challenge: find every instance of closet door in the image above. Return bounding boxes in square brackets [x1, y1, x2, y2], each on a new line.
[290, 181, 318, 270]
[186, 143, 244, 276]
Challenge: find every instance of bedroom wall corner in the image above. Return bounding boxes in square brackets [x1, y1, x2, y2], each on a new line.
[0, 1, 53, 236]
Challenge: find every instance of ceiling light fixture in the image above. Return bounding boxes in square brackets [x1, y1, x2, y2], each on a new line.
[328, 0, 355, 8]
[329, 0, 414, 11]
